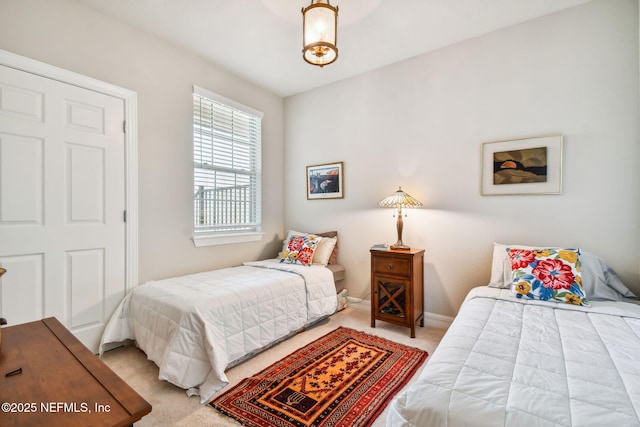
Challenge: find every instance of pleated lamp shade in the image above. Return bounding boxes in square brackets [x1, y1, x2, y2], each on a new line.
[378, 187, 422, 250]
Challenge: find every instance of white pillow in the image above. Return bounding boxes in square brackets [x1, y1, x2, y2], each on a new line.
[313, 236, 337, 266]
[489, 242, 636, 301]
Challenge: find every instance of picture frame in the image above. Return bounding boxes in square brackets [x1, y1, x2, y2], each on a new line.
[481, 134, 563, 196]
[306, 162, 344, 200]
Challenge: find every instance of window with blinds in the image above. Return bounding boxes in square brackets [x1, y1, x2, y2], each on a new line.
[193, 86, 263, 236]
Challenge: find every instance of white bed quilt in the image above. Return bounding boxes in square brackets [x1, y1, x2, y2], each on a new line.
[100, 259, 337, 403]
[388, 286, 640, 427]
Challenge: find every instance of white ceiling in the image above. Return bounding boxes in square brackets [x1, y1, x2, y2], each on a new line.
[76, 0, 593, 97]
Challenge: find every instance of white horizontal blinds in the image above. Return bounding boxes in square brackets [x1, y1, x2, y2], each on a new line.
[193, 86, 262, 234]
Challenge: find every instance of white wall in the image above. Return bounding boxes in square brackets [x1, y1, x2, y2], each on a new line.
[1, 0, 637, 320]
[284, 0, 640, 318]
[0, 0, 286, 283]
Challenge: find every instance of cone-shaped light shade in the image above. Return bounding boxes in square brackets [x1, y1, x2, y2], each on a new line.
[378, 187, 422, 250]
[378, 187, 423, 209]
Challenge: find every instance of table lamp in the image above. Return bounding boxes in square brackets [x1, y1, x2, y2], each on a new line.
[378, 187, 422, 250]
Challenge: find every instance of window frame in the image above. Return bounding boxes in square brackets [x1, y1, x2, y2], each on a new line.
[192, 85, 264, 247]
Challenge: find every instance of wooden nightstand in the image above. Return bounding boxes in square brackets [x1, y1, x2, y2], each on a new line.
[370, 248, 424, 338]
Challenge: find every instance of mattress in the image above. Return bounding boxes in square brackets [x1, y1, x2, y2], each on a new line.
[100, 259, 337, 403]
[387, 286, 640, 426]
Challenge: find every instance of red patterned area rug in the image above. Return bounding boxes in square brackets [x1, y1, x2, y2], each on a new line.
[210, 327, 428, 427]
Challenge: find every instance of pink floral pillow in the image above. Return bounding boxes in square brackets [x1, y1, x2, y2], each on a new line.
[280, 234, 321, 266]
[507, 248, 590, 306]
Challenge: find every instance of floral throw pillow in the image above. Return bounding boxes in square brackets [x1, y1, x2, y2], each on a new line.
[507, 248, 590, 306]
[280, 234, 321, 266]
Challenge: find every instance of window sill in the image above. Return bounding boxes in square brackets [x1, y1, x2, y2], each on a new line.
[192, 232, 265, 247]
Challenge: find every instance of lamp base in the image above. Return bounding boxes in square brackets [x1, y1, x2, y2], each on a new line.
[390, 243, 411, 251]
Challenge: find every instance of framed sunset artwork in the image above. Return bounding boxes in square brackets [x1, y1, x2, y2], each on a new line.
[481, 134, 563, 195]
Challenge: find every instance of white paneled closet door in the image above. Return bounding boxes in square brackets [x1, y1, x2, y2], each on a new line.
[0, 64, 126, 353]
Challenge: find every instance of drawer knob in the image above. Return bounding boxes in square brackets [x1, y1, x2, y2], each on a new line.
[387, 263, 394, 270]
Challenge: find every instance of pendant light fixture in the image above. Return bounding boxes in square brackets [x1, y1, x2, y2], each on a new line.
[301, 0, 339, 67]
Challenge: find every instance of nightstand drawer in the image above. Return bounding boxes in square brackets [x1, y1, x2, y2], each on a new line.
[372, 255, 410, 277]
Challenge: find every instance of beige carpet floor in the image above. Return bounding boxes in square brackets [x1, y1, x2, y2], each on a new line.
[101, 299, 447, 426]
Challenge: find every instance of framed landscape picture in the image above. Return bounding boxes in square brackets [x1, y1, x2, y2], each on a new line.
[306, 162, 344, 200]
[481, 134, 563, 195]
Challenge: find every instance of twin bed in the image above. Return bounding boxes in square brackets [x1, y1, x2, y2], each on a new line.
[100, 231, 342, 403]
[387, 244, 640, 426]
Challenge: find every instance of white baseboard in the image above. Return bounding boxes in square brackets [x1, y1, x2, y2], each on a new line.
[346, 296, 369, 304]
[345, 297, 453, 329]
[423, 311, 453, 329]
